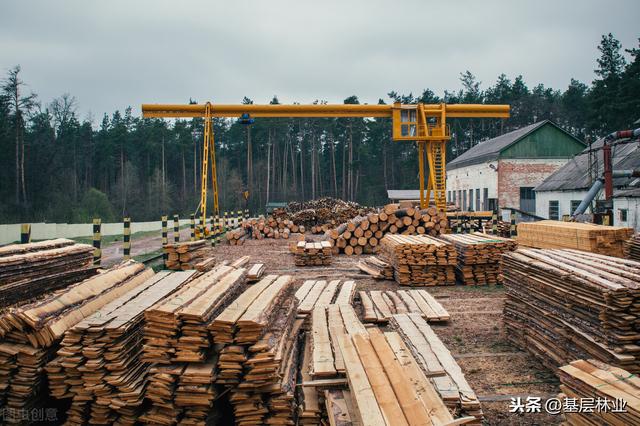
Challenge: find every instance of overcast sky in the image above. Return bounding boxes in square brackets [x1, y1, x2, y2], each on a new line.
[1, 0, 639, 123]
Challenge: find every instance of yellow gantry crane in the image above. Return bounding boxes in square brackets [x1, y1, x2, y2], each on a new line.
[142, 102, 509, 229]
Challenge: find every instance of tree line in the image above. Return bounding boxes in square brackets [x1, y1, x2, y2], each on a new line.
[0, 33, 638, 223]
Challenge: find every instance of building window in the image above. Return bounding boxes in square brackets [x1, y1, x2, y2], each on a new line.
[475, 189, 480, 212]
[619, 208, 628, 222]
[519, 187, 536, 214]
[453, 191, 456, 204]
[570, 200, 582, 214]
[458, 190, 462, 208]
[483, 188, 488, 211]
[469, 189, 474, 211]
[462, 190, 467, 211]
[548, 200, 559, 220]
[488, 198, 497, 211]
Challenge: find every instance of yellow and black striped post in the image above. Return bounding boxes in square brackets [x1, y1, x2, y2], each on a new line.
[510, 211, 517, 237]
[491, 210, 498, 235]
[211, 224, 217, 247]
[190, 214, 195, 241]
[161, 215, 168, 262]
[173, 214, 180, 243]
[236, 210, 242, 228]
[215, 213, 220, 231]
[244, 209, 249, 220]
[223, 211, 228, 231]
[93, 218, 102, 265]
[20, 224, 31, 244]
[123, 217, 131, 260]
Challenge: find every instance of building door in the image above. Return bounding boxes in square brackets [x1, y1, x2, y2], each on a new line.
[520, 187, 536, 214]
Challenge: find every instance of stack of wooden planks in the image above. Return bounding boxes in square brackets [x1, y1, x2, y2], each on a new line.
[440, 232, 517, 285]
[378, 234, 457, 286]
[356, 256, 393, 280]
[326, 203, 450, 255]
[0, 261, 153, 421]
[358, 290, 450, 323]
[391, 313, 483, 422]
[294, 241, 333, 266]
[0, 238, 95, 308]
[625, 233, 640, 261]
[558, 359, 640, 425]
[48, 270, 196, 425]
[164, 240, 215, 270]
[246, 263, 265, 282]
[517, 220, 634, 257]
[503, 248, 640, 373]
[295, 280, 356, 316]
[142, 264, 246, 364]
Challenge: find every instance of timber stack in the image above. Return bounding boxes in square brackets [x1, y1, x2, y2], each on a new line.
[284, 197, 372, 230]
[517, 220, 634, 257]
[503, 248, 640, 372]
[358, 289, 449, 323]
[48, 270, 196, 425]
[625, 233, 640, 261]
[164, 240, 215, 271]
[0, 238, 95, 308]
[326, 203, 449, 255]
[558, 359, 640, 425]
[440, 232, 517, 285]
[378, 234, 457, 286]
[0, 261, 153, 422]
[356, 256, 393, 279]
[294, 241, 333, 266]
[240, 217, 299, 240]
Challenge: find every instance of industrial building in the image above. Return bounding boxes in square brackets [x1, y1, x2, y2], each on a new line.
[446, 120, 585, 214]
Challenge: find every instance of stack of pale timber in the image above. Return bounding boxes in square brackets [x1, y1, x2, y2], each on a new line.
[164, 240, 215, 271]
[358, 290, 449, 323]
[294, 241, 333, 266]
[378, 234, 457, 286]
[0, 238, 95, 308]
[517, 220, 634, 257]
[625, 233, 640, 261]
[246, 263, 265, 282]
[48, 270, 195, 425]
[440, 232, 517, 285]
[356, 256, 393, 280]
[295, 280, 356, 316]
[326, 203, 450, 255]
[391, 313, 483, 422]
[558, 359, 640, 425]
[503, 248, 640, 373]
[142, 264, 246, 364]
[0, 261, 153, 421]
[241, 217, 300, 240]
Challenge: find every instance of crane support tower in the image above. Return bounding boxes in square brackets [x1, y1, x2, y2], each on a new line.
[142, 102, 510, 229]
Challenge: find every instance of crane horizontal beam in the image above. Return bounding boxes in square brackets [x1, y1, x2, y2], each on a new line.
[141, 103, 510, 119]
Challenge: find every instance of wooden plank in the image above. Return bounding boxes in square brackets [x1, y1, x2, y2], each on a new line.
[295, 280, 316, 302]
[299, 280, 328, 313]
[416, 290, 450, 321]
[339, 305, 367, 336]
[334, 280, 356, 305]
[312, 306, 337, 378]
[369, 291, 393, 321]
[327, 304, 346, 374]
[316, 280, 341, 308]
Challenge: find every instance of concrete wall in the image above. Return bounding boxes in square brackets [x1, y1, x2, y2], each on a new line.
[497, 159, 569, 210]
[446, 162, 498, 210]
[614, 197, 640, 231]
[0, 219, 193, 245]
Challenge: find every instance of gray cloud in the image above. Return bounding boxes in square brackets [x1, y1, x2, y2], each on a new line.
[1, 0, 638, 123]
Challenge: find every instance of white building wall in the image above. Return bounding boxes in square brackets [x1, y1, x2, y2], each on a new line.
[614, 197, 640, 231]
[446, 162, 498, 210]
[535, 190, 589, 219]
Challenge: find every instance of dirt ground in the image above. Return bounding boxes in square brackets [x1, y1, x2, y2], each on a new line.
[210, 236, 563, 426]
[100, 227, 193, 267]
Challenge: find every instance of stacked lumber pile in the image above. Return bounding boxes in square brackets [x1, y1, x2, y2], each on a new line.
[240, 217, 300, 240]
[625, 233, 640, 261]
[0, 238, 95, 308]
[164, 240, 215, 271]
[294, 241, 333, 266]
[517, 220, 634, 257]
[326, 203, 449, 255]
[503, 248, 640, 373]
[47, 270, 195, 425]
[391, 313, 483, 422]
[246, 263, 265, 282]
[440, 232, 517, 285]
[295, 280, 356, 316]
[558, 359, 640, 425]
[356, 256, 393, 280]
[378, 234, 457, 286]
[142, 264, 246, 364]
[358, 290, 449, 323]
[0, 261, 153, 421]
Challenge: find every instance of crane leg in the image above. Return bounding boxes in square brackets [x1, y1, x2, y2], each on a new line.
[418, 141, 426, 209]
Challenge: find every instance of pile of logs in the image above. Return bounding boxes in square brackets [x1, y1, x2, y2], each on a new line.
[284, 197, 372, 230]
[294, 241, 333, 266]
[356, 256, 393, 280]
[164, 240, 215, 271]
[0, 238, 95, 308]
[378, 234, 457, 286]
[326, 204, 449, 255]
[517, 220, 634, 257]
[391, 313, 483, 423]
[558, 359, 640, 425]
[625, 233, 640, 261]
[239, 216, 302, 241]
[440, 232, 517, 285]
[0, 261, 152, 421]
[48, 270, 196, 424]
[503, 248, 640, 372]
[358, 290, 450, 323]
